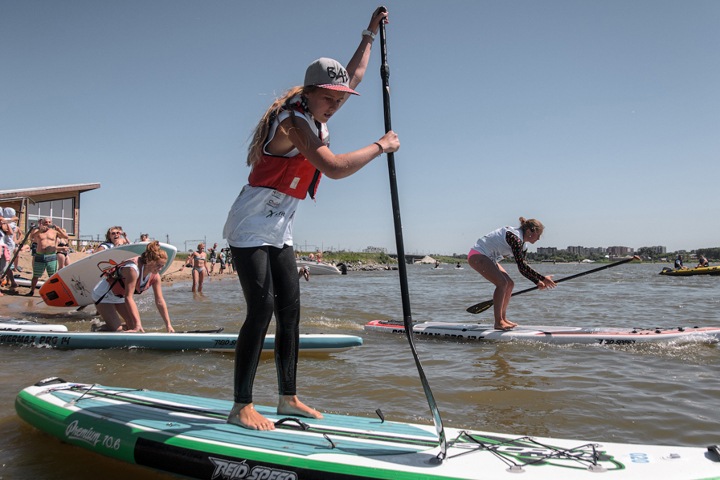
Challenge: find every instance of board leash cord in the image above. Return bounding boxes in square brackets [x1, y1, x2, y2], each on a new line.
[35, 378, 634, 473]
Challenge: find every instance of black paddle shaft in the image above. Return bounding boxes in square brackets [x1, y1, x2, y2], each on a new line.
[3, 222, 35, 279]
[378, 10, 447, 461]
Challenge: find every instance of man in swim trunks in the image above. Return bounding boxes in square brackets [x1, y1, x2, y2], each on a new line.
[26, 217, 68, 296]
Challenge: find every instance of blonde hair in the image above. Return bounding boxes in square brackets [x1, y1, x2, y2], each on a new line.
[105, 226, 124, 242]
[247, 86, 317, 167]
[519, 217, 544, 235]
[141, 241, 167, 265]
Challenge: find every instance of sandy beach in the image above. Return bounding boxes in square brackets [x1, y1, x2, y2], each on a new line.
[0, 248, 233, 315]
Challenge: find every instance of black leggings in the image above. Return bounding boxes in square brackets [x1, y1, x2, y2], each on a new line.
[230, 245, 300, 404]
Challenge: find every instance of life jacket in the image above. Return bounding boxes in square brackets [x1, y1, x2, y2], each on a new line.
[103, 259, 156, 297]
[247, 101, 323, 200]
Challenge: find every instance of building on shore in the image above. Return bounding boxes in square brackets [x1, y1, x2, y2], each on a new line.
[0, 183, 100, 248]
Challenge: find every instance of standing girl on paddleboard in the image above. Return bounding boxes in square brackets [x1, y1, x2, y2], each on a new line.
[468, 217, 556, 330]
[223, 7, 398, 431]
[91, 241, 175, 333]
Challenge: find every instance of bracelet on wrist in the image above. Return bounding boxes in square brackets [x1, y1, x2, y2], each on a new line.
[362, 29, 376, 41]
[373, 142, 384, 155]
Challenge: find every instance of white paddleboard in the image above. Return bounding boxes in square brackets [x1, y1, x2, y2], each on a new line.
[0, 319, 68, 332]
[38, 242, 177, 308]
[365, 320, 720, 345]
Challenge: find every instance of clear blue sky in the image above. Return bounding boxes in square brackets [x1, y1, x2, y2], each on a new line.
[2, 0, 718, 254]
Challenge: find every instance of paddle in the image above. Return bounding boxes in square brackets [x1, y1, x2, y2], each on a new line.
[378, 9, 447, 462]
[2, 222, 35, 287]
[466, 255, 641, 314]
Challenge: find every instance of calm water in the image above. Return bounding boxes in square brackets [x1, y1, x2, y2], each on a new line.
[1, 262, 719, 479]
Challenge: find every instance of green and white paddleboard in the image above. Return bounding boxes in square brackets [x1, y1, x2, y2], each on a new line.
[16, 377, 720, 479]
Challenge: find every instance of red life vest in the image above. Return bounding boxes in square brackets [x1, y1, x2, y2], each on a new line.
[248, 153, 321, 200]
[104, 259, 157, 297]
[247, 104, 323, 200]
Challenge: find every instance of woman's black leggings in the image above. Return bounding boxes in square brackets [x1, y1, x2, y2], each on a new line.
[230, 245, 300, 404]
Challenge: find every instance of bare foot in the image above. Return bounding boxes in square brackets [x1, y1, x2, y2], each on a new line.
[227, 403, 275, 431]
[505, 319, 518, 327]
[493, 321, 515, 331]
[277, 395, 323, 419]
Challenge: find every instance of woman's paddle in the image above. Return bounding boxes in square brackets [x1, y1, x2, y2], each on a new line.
[2, 222, 35, 289]
[466, 255, 641, 314]
[378, 9, 446, 462]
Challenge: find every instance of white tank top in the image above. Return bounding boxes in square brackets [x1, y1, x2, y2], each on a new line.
[471, 226, 524, 263]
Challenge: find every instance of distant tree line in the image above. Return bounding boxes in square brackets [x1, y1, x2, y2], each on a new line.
[525, 247, 720, 263]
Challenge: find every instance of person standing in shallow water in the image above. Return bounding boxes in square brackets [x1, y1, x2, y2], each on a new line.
[187, 242, 209, 293]
[222, 7, 398, 431]
[468, 217, 557, 330]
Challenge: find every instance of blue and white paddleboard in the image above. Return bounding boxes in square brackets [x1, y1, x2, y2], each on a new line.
[0, 330, 361, 353]
[16, 377, 720, 479]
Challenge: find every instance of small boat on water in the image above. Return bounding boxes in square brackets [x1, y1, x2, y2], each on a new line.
[296, 259, 342, 275]
[659, 265, 720, 276]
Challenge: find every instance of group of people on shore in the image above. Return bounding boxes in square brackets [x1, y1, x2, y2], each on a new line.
[89, 232, 241, 332]
[1, 213, 72, 297]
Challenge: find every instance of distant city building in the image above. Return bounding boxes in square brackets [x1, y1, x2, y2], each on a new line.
[567, 245, 589, 256]
[536, 247, 557, 256]
[607, 246, 634, 257]
[363, 246, 387, 254]
[641, 245, 667, 254]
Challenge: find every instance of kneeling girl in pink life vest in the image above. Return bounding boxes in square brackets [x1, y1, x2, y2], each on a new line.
[91, 241, 174, 333]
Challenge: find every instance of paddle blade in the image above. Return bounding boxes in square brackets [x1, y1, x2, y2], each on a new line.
[466, 300, 493, 315]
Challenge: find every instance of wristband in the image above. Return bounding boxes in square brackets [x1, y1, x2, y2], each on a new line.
[362, 29, 376, 41]
[373, 142, 384, 154]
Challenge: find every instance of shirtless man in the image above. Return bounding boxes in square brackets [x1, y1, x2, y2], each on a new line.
[27, 217, 69, 296]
